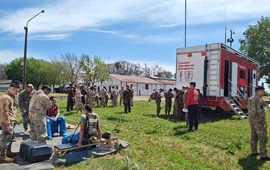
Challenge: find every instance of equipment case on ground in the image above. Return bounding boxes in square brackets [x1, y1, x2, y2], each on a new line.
[20, 141, 53, 163]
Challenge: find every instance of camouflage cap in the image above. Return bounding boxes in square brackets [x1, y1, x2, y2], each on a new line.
[27, 84, 34, 89]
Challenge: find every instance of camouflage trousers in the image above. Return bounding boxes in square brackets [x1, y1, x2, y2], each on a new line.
[76, 101, 83, 112]
[130, 97, 133, 106]
[250, 124, 268, 157]
[0, 122, 15, 154]
[112, 97, 118, 107]
[22, 111, 30, 130]
[155, 101, 161, 115]
[100, 97, 106, 107]
[29, 112, 47, 143]
[120, 97, 123, 106]
[165, 101, 172, 115]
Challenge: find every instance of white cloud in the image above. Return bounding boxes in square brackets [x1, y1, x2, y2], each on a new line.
[0, 0, 269, 36]
[0, 50, 22, 64]
[30, 33, 71, 40]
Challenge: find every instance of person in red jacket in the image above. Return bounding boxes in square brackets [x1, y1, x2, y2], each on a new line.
[184, 82, 199, 131]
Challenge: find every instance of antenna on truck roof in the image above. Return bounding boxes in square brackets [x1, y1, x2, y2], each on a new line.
[224, 7, 227, 45]
[184, 0, 187, 47]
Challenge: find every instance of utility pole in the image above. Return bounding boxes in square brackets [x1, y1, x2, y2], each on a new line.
[184, 0, 187, 47]
[22, 10, 45, 89]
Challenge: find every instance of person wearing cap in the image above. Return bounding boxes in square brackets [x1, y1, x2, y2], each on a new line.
[119, 87, 124, 106]
[111, 86, 119, 107]
[184, 82, 199, 131]
[46, 96, 66, 140]
[67, 84, 75, 112]
[123, 85, 132, 113]
[164, 89, 173, 115]
[154, 89, 164, 116]
[247, 86, 270, 160]
[75, 86, 83, 113]
[130, 84, 134, 107]
[99, 86, 108, 108]
[18, 84, 35, 131]
[0, 81, 21, 163]
[29, 85, 52, 143]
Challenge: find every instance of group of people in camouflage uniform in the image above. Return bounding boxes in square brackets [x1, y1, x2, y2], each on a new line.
[0, 81, 57, 163]
[1, 79, 269, 163]
[149, 83, 199, 129]
[67, 84, 134, 114]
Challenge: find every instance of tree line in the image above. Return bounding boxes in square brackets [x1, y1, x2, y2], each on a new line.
[1, 53, 174, 89]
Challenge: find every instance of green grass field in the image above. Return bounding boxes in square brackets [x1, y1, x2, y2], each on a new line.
[47, 98, 270, 170]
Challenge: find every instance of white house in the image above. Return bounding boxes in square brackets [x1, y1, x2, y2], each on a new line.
[0, 80, 11, 91]
[148, 77, 176, 90]
[94, 74, 164, 96]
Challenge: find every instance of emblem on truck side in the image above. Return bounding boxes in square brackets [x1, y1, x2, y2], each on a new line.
[179, 71, 183, 82]
[184, 71, 193, 83]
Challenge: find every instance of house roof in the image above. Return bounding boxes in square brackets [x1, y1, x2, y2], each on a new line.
[156, 79, 176, 85]
[0, 80, 12, 84]
[111, 74, 163, 85]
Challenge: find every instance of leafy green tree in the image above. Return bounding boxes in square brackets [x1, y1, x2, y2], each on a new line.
[155, 71, 173, 79]
[82, 55, 111, 85]
[5, 57, 54, 88]
[5, 58, 23, 81]
[239, 16, 270, 82]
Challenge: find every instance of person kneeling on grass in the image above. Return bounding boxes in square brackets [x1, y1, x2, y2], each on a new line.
[46, 96, 67, 140]
[62, 104, 105, 147]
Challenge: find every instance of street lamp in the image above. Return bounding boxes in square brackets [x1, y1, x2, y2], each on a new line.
[22, 10, 45, 89]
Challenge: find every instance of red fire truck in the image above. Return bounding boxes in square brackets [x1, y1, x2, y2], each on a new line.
[176, 43, 259, 118]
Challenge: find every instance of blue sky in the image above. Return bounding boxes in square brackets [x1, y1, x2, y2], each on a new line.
[0, 0, 270, 73]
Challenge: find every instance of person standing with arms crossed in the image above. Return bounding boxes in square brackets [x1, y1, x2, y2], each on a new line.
[184, 82, 199, 132]
[247, 86, 270, 160]
[123, 85, 132, 113]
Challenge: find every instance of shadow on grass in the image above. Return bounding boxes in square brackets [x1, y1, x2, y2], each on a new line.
[199, 112, 235, 124]
[64, 111, 78, 116]
[172, 125, 188, 136]
[144, 112, 236, 125]
[106, 116, 127, 122]
[114, 111, 128, 115]
[238, 155, 266, 170]
[143, 114, 182, 123]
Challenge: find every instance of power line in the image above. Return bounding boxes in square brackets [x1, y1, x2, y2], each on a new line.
[0, 34, 23, 54]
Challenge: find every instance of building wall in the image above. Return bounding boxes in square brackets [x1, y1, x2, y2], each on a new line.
[94, 77, 163, 96]
[162, 84, 175, 90]
[0, 84, 10, 91]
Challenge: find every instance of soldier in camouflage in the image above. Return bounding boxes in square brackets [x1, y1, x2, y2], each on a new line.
[164, 89, 174, 115]
[155, 89, 164, 116]
[247, 86, 270, 160]
[119, 87, 124, 106]
[29, 85, 52, 143]
[111, 86, 119, 107]
[175, 89, 185, 120]
[0, 81, 21, 163]
[18, 84, 35, 131]
[183, 86, 190, 128]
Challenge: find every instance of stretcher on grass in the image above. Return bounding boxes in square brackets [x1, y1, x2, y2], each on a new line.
[53, 135, 119, 157]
